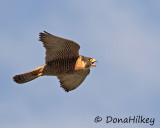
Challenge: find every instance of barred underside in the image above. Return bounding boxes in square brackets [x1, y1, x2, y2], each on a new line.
[45, 58, 78, 75]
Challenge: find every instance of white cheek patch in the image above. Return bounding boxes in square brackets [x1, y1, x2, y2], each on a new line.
[81, 61, 85, 68]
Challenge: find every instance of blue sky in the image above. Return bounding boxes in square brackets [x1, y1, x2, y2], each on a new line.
[0, 0, 160, 127]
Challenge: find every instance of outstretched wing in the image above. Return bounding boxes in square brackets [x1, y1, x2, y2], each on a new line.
[39, 31, 80, 64]
[57, 69, 90, 92]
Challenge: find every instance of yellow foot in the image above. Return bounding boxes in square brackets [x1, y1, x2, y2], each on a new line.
[37, 68, 43, 76]
[37, 73, 43, 76]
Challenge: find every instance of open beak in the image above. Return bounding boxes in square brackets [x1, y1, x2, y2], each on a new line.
[91, 58, 97, 67]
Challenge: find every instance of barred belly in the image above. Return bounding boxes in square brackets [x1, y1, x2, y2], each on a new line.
[43, 58, 78, 76]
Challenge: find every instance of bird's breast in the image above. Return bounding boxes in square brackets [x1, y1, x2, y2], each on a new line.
[74, 56, 86, 70]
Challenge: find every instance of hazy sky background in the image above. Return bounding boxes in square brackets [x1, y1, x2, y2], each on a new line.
[0, 0, 160, 128]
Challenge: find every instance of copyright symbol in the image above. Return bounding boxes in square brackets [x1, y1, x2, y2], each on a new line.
[94, 116, 102, 123]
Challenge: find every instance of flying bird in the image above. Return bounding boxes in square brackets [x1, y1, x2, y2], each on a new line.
[13, 31, 97, 92]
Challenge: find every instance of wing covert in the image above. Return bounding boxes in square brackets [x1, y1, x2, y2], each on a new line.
[57, 69, 90, 92]
[39, 31, 80, 63]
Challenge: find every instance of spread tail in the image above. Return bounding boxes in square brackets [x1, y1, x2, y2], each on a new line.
[13, 65, 45, 84]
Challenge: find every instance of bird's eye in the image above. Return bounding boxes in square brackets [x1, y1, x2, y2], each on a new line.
[89, 58, 93, 61]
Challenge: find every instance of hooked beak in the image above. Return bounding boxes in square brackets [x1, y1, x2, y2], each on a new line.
[91, 58, 97, 67]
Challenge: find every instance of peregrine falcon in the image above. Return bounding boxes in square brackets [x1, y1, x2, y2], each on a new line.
[13, 31, 97, 92]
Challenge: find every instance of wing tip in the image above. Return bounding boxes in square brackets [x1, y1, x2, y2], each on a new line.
[39, 31, 52, 41]
[57, 76, 70, 92]
[60, 81, 70, 92]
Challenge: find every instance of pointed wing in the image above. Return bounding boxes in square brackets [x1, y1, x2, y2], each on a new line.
[57, 69, 90, 92]
[39, 31, 80, 64]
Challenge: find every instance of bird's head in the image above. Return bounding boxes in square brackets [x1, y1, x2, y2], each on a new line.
[81, 56, 97, 68]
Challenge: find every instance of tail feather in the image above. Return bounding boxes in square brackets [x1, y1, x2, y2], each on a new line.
[13, 65, 45, 84]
